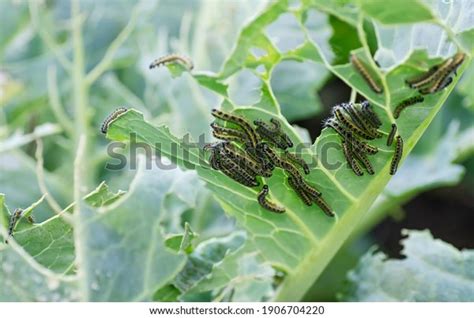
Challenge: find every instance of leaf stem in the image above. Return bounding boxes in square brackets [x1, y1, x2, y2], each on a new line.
[85, 5, 140, 85]
[28, 0, 72, 71]
[47, 66, 74, 137]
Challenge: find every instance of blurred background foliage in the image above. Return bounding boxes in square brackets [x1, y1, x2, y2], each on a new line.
[0, 0, 473, 301]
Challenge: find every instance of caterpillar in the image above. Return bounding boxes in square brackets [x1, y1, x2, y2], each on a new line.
[361, 101, 382, 128]
[211, 122, 250, 143]
[449, 52, 466, 76]
[334, 107, 376, 140]
[149, 54, 194, 71]
[344, 103, 382, 135]
[393, 95, 424, 119]
[407, 53, 465, 92]
[345, 132, 374, 174]
[101, 107, 128, 134]
[287, 177, 312, 206]
[211, 109, 258, 148]
[221, 142, 271, 177]
[212, 130, 246, 143]
[254, 119, 293, 149]
[277, 155, 304, 182]
[350, 54, 383, 94]
[340, 104, 380, 138]
[259, 143, 303, 181]
[255, 126, 288, 149]
[272, 118, 294, 148]
[254, 119, 279, 134]
[324, 118, 379, 154]
[257, 185, 285, 213]
[437, 76, 453, 92]
[258, 143, 282, 168]
[219, 156, 259, 187]
[342, 140, 363, 176]
[270, 118, 282, 130]
[208, 151, 220, 170]
[204, 143, 224, 170]
[211, 123, 248, 140]
[352, 149, 375, 175]
[5, 208, 23, 244]
[245, 145, 273, 172]
[313, 195, 335, 217]
[346, 104, 383, 138]
[296, 178, 322, 198]
[386, 124, 397, 146]
[284, 151, 310, 175]
[405, 65, 441, 89]
[420, 53, 465, 94]
[390, 135, 403, 175]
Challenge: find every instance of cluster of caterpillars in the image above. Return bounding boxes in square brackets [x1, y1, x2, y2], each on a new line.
[204, 109, 334, 217]
[324, 101, 383, 176]
[394, 52, 465, 119]
[347, 52, 466, 175]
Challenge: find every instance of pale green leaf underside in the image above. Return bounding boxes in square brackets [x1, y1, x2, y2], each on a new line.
[342, 229, 474, 301]
[74, 159, 187, 301]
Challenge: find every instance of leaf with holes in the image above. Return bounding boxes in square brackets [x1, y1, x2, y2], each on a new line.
[103, 0, 472, 301]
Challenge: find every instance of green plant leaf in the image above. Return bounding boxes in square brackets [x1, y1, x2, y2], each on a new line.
[356, 120, 472, 235]
[187, 240, 276, 302]
[0, 151, 68, 221]
[104, 0, 472, 301]
[173, 231, 246, 300]
[357, 0, 434, 24]
[82, 181, 126, 207]
[341, 229, 474, 301]
[74, 158, 189, 301]
[165, 222, 197, 254]
[0, 195, 77, 301]
[0, 246, 78, 301]
[1, 194, 74, 275]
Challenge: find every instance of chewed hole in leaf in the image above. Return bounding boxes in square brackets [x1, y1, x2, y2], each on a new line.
[271, 60, 326, 120]
[266, 13, 306, 53]
[250, 47, 268, 59]
[227, 69, 263, 105]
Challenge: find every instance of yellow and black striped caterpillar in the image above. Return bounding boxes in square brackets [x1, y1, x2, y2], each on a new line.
[258, 185, 285, 213]
[406, 52, 465, 95]
[386, 124, 397, 146]
[393, 96, 424, 119]
[324, 101, 382, 176]
[101, 107, 128, 134]
[205, 108, 333, 217]
[390, 135, 403, 175]
[212, 109, 259, 148]
[149, 54, 194, 71]
[350, 54, 383, 94]
[254, 118, 293, 149]
[5, 208, 33, 244]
